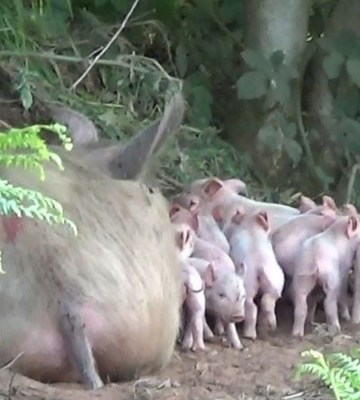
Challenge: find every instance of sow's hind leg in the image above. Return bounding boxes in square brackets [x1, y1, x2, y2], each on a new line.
[59, 301, 103, 390]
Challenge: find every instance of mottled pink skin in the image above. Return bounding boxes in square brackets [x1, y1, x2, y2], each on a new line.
[291, 215, 360, 337]
[187, 257, 246, 350]
[180, 262, 207, 352]
[271, 208, 337, 277]
[223, 208, 285, 340]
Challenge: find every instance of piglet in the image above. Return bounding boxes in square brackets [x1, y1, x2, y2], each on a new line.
[191, 238, 243, 336]
[191, 177, 299, 220]
[271, 206, 337, 277]
[223, 208, 285, 340]
[188, 257, 246, 350]
[291, 215, 360, 337]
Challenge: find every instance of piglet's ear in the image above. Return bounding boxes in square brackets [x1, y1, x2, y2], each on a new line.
[204, 262, 216, 288]
[299, 195, 316, 212]
[202, 178, 223, 199]
[346, 216, 360, 239]
[319, 205, 336, 219]
[169, 204, 181, 219]
[322, 195, 337, 211]
[256, 211, 270, 232]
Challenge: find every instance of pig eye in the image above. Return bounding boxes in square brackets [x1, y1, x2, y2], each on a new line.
[218, 292, 225, 298]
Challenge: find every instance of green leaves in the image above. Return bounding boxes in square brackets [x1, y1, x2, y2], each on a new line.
[237, 71, 268, 100]
[346, 59, 360, 88]
[175, 42, 188, 78]
[257, 112, 303, 167]
[241, 49, 271, 75]
[323, 52, 345, 79]
[0, 123, 77, 238]
[237, 49, 298, 105]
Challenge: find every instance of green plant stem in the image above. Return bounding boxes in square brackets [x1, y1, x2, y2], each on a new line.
[345, 163, 360, 204]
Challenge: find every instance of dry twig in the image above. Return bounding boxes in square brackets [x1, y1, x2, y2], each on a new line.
[69, 0, 141, 91]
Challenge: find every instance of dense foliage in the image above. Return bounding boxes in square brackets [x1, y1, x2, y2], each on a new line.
[4, 0, 360, 202]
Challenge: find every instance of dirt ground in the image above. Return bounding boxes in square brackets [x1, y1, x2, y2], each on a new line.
[0, 300, 359, 400]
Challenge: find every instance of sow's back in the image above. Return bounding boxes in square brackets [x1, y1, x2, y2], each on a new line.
[0, 93, 186, 389]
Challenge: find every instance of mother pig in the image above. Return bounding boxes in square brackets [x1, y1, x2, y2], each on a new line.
[0, 93, 185, 390]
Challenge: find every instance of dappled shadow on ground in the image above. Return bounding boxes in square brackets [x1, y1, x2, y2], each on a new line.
[0, 300, 358, 400]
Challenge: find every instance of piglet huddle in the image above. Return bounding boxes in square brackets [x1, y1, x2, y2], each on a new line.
[169, 176, 360, 352]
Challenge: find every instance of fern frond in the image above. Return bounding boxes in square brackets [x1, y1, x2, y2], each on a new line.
[296, 348, 360, 400]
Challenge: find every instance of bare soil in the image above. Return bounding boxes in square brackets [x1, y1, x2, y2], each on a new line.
[1, 300, 359, 400]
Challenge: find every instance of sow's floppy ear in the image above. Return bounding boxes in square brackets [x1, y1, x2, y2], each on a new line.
[99, 92, 186, 180]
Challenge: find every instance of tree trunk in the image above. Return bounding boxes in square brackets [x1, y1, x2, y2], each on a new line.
[305, 0, 360, 203]
[221, 0, 309, 192]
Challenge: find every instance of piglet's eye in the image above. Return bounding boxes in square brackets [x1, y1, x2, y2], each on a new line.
[218, 293, 225, 298]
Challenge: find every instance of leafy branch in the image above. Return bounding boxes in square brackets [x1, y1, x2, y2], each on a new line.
[0, 123, 78, 272]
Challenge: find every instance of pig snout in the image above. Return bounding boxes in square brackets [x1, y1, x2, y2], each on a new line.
[231, 313, 245, 323]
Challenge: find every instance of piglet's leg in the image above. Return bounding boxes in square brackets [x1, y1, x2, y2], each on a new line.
[323, 286, 341, 334]
[305, 294, 318, 326]
[243, 298, 258, 340]
[214, 318, 225, 335]
[338, 277, 351, 321]
[260, 293, 278, 331]
[292, 275, 316, 337]
[224, 322, 243, 350]
[181, 312, 194, 351]
[191, 313, 206, 352]
[59, 303, 103, 390]
[203, 318, 214, 339]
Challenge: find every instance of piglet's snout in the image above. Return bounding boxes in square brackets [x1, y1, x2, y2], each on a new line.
[231, 314, 245, 323]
